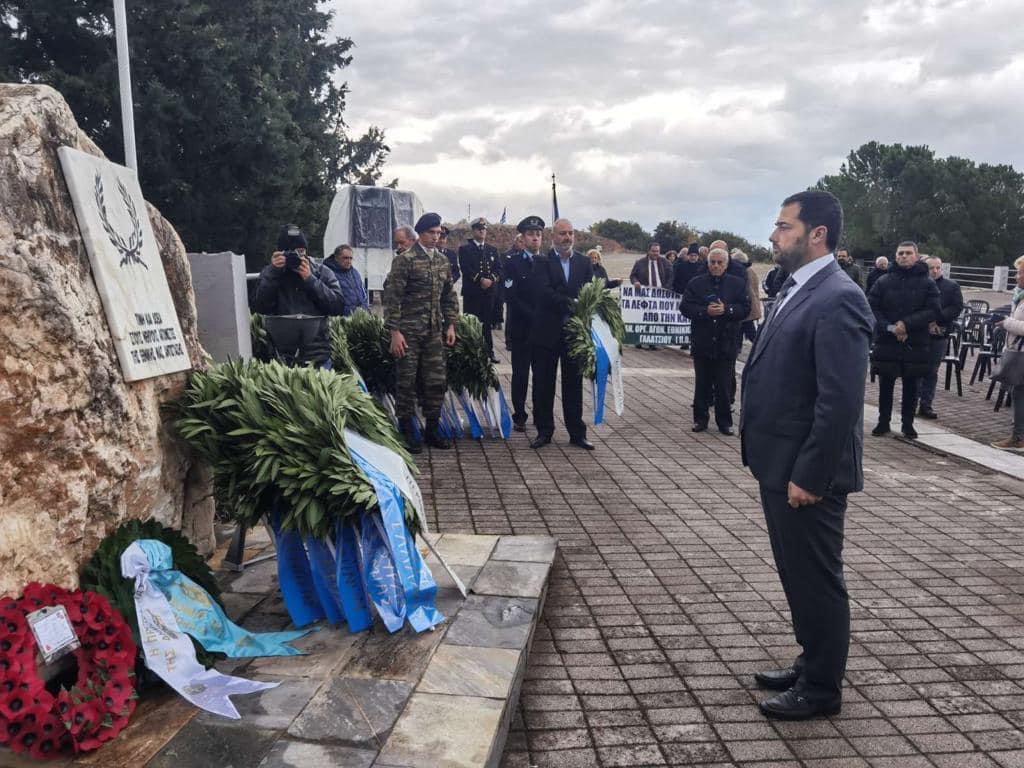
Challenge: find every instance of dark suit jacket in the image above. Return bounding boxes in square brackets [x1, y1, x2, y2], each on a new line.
[629, 256, 673, 288]
[457, 240, 500, 300]
[529, 249, 594, 349]
[503, 250, 536, 342]
[740, 259, 873, 497]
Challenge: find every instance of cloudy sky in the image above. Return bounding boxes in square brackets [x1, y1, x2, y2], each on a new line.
[328, 0, 1023, 246]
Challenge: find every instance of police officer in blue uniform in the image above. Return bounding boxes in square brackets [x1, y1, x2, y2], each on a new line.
[503, 216, 544, 431]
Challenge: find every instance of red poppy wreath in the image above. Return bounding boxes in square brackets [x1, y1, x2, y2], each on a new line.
[0, 583, 138, 760]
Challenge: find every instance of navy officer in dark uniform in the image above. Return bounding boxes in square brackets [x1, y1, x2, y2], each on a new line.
[458, 217, 501, 362]
[503, 216, 544, 431]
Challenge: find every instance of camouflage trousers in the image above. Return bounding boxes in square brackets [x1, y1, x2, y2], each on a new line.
[396, 330, 447, 421]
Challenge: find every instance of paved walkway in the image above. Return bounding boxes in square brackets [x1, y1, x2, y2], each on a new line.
[419, 341, 1024, 768]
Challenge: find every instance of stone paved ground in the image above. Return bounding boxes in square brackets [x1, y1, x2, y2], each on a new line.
[420, 341, 1024, 768]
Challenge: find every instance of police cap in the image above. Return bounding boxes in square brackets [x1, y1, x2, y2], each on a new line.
[517, 215, 545, 233]
[414, 212, 442, 233]
[470, 217, 488, 230]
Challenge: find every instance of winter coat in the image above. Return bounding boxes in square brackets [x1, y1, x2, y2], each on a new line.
[867, 260, 941, 378]
[838, 260, 865, 290]
[679, 272, 751, 360]
[323, 259, 369, 316]
[742, 263, 763, 321]
[932, 276, 964, 336]
[672, 259, 703, 295]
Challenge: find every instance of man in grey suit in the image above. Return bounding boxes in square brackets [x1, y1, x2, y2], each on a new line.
[740, 190, 872, 720]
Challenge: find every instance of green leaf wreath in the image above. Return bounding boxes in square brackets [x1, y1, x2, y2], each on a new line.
[328, 316, 356, 375]
[447, 314, 499, 400]
[566, 277, 626, 379]
[79, 519, 223, 691]
[343, 309, 397, 396]
[164, 360, 415, 540]
[250, 312, 272, 362]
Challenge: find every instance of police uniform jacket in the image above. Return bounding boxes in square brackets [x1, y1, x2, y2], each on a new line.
[503, 250, 537, 342]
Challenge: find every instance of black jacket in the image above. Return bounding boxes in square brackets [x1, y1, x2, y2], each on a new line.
[933, 276, 965, 335]
[865, 267, 887, 293]
[591, 263, 621, 289]
[763, 265, 789, 298]
[441, 247, 460, 283]
[679, 272, 751, 360]
[502, 250, 537, 342]
[457, 240, 500, 301]
[252, 259, 345, 364]
[867, 260, 942, 377]
[528, 250, 594, 349]
[672, 259, 703, 295]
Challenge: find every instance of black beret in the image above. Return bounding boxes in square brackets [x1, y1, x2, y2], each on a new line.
[517, 215, 545, 233]
[687, 243, 700, 255]
[414, 212, 442, 233]
[277, 224, 308, 251]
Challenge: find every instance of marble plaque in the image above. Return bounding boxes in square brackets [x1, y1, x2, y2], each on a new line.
[58, 146, 191, 381]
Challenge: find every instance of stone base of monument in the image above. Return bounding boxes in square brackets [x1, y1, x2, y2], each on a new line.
[0, 530, 555, 768]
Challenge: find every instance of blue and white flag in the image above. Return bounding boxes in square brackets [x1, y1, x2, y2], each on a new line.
[590, 315, 624, 424]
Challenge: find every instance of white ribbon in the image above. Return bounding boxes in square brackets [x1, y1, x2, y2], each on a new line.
[592, 316, 625, 416]
[343, 429, 467, 597]
[120, 542, 279, 719]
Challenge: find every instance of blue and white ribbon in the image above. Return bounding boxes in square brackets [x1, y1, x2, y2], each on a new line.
[590, 315, 624, 424]
[121, 540, 299, 719]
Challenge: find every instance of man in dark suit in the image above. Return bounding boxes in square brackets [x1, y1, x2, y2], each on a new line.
[680, 248, 750, 435]
[503, 216, 544, 431]
[629, 242, 673, 289]
[529, 218, 594, 450]
[458, 218, 501, 362]
[740, 190, 872, 720]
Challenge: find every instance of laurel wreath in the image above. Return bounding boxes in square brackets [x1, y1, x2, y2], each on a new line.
[567, 278, 626, 380]
[94, 173, 146, 269]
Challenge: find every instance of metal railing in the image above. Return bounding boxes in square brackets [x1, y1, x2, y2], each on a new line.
[861, 259, 1017, 291]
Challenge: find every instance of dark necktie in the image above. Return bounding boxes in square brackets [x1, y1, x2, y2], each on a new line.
[763, 276, 797, 328]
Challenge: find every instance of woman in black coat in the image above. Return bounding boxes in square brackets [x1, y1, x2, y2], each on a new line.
[867, 245, 941, 439]
[587, 249, 621, 289]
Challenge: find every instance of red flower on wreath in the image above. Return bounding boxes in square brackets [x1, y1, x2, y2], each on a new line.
[0, 583, 138, 760]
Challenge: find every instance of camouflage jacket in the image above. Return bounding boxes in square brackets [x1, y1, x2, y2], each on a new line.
[383, 242, 459, 334]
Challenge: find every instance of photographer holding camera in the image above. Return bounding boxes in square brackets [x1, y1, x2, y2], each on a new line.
[252, 224, 345, 366]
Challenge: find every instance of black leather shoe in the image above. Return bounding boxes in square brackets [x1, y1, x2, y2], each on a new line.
[918, 407, 938, 419]
[902, 424, 918, 440]
[871, 423, 890, 436]
[718, 426, 735, 436]
[692, 422, 708, 433]
[569, 437, 595, 451]
[759, 689, 841, 720]
[530, 434, 552, 449]
[754, 667, 800, 690]
[513, 422, 526, 433]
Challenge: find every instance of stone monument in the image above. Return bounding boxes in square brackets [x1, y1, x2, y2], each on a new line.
[0, 83, 214, 595]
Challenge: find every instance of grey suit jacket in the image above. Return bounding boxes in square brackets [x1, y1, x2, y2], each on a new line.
[740, 259, 872, 496]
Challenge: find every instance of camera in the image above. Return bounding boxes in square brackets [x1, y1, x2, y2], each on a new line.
[284, 250, 303, 271]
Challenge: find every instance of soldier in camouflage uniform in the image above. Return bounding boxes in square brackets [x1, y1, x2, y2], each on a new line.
[383, 212, 459, 453]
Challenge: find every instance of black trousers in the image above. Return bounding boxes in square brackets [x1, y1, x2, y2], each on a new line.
[760, 486, 849, 702]
[877, 374, 919, 428]
[693, 356, 735, 429]
[916, 337, 947, 410]
[531, 340, 585, 440]
[508, 337, 531, 425]
[464, 293, 495, 355]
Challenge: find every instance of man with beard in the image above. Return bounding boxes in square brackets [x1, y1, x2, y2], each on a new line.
[529, 218, 594, 450]
[867, 242, 941, 439]
[916, 256, 963, 420]
[503, 217, 544, 431]
[680, 248, 749, 435]
[741, 190, 872, 720]
[836, 248, 865, 290]
[458, 218, 502, 363]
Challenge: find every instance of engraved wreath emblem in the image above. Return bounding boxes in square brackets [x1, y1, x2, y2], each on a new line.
[94, 172, 146, 269]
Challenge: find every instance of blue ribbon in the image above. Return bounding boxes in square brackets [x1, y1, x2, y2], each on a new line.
[136, 539, 310, 657]
[458, 392, 484, 439]
[444, 395, 465, 439]
[334, 521, 373, 633]
[591, 326, 611, 425]
[304, 536, 346, 627]
[269, 506, 326, 628]
[359, 509, 405, 633]
[496, 386, 513, 438]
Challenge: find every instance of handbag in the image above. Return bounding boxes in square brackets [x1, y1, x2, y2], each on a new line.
[992, 336, 1024, 386]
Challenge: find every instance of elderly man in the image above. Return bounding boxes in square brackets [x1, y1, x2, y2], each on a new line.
[393, 225, 416, 255]
[384, 213, 459, 454]
[324, 244, 370, 316]
[866, 256, 889, 292]
[917, 256, 963, 419]
[529, 218, 594, 450]
[680, 248, 750, 435]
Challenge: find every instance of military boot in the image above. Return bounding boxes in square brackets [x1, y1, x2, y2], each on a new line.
[424, 417, 452, 449]
[399, 417, 422, 454]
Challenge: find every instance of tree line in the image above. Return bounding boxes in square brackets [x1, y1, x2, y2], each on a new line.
[590, 219, 772, 261]
[0, 0, 388, 267]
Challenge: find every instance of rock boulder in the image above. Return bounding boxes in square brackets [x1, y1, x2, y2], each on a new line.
[0, 83, 214, 596]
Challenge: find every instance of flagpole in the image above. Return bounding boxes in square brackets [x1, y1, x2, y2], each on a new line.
[112, 0, 138, 171]
[551, 173, 560, 223]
